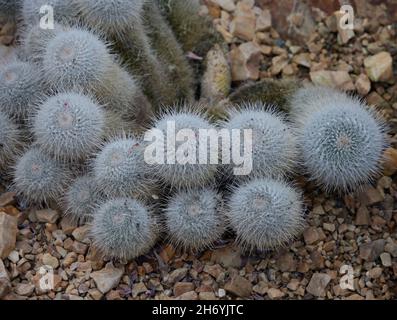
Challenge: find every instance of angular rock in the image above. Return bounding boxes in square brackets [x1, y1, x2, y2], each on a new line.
[306, 273, 331, 297]
[364, 51, 393, 82]
[0, 259, 10, 298]
[355, 73, 371, 96]
[267, 288, 285, 299]
[42, 253, 59, 269]
[359, 239, 385, 262]
[0, 192, 16, 207]
[230, 42, 262, 81]
[303, 227, 320, 245]
[90, 263, 124, 294]
[355, 206, 370, 226]
[380, 252, 392, 267]
[214, 0, 236, 12]
[276, 253, 297, 272]
[174, 282, 195, 297]
[230, 3, 256, 41]
[167, 268, 188, 284]
[383, 148, 397, 176]
[36, 209, 59, 224]
[211, 245, 242, 268]
[358, 187, 384, 206]
[199, 292, 216, 300]
[310, 70, 355, 90]
[225, 275, 252, 298]
[0, 212, 17, 259]
[293, 52, 311, 68]
[256, 9, 272, 31]
[131, 282, 148, 298]
[14, 283, 35, 296]
[177, 291, 198, 300]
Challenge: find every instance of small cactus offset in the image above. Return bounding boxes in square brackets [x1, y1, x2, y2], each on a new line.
[13, 148, 71, 206]
[149, 108, 218, 189]
[0, 61, 44, 121]
[227, 178, 305, 252]
[33, 92, 105, 162]
[90, 197, 158, 260]
[93, 136, 153, 198]
[228, 79, 300, 112]
[73, 0, 174, 108]
[164, 188, 225, 251]
[222, 103, 297, 180]
[290, 86, 388, 192]
[64, 175, 101, 223]
[0, 111, 23, 171]
[142, 0, 195, 102]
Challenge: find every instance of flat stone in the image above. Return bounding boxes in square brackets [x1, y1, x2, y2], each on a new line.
[131, 282, 148, 298]
[167, 268, 188, 284]
[42, 253, 59, 269]
[364, 51, 393, 82]
[310, 70, 355, 91]
[355, 206, 370, 226]
[211, 245, 242, 268]
[199, 292, 216, 300]
[355, 73, 371, 96]
[306, 273, 331, 297]
[385, 242, 397, 258]
[358, 187, 384, 205]
[0, 212, 17, 259]
[225, 275, 252, 298]
[36, 209, 59, 224]
[0, 192, 16, 207]
[214, 0, 236, 11]
[230, 42, 262, 81]
[383, 148, 397, 176]
[359, 239, 385, 262]
[256, 9, 271, 31]
[276, 253, 297, 272]
[380, 252, 392, 267]
[267, 288, 285, 299]
[72, 225, 90, 242]
[174, 282, 195, 297]
[303, 227, 320, 245]
[60, 216, 78, 235]
[293, 52, 311, 68]
[90, 263, 124, 294]
[14, 283, 35, 296]
[367, 267, 383, 279]
[177, 291, 198, 300]
[230, 5, 256, 41]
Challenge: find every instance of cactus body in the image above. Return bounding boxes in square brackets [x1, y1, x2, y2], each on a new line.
[164, 188, 225, 251]
[91, 197, 158, 260]
[228, 178, 305, 251]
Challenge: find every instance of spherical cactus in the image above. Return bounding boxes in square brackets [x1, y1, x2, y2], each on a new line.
[0, 61, 43, 121]
[290, 86, 387, 192]
[22, 0, 78, 26]
[93, 136, 152, 197]
[164, 188, 225, 251]
[42, 28, 111, 90]
[13, 148, 71, 205]
[73, 0, 145, 37]
[227, 178, 305, 252]
[33, 92, 105, 162]
[0, 111, 23, 170]
[223, 104, 297, 180]
[149, 109, 218, 189]
[64, 175, 100, 223]
[21, 22, 68, 63]
[90, 197, 158, 260]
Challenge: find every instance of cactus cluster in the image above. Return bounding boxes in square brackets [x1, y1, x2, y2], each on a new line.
[0, 1, 388, 261]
